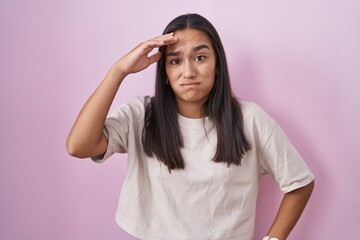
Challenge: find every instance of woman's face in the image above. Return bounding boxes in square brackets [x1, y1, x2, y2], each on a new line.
[165, 28, 216, 116]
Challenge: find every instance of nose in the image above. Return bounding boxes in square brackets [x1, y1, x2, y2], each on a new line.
[182, 60, 196, 79]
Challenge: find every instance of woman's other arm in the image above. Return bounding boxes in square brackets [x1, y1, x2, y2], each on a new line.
[265, 180, 315, 240]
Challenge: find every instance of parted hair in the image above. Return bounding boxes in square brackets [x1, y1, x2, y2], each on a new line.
[142, 13, 251, 172]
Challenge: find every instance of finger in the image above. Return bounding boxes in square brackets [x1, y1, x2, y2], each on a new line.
[144, 37, 177, 50]
[149, 33, 177, 45]
[163, 36, 178, 45]
[138, 34, 177, 54]
[154, 33, 174, 40]
[153, 32, 174, 41]
[140, 40, 168, 53]
[153, 33, 178, 45]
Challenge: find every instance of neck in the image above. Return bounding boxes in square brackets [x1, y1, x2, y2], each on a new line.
[176, 101, 206, 119]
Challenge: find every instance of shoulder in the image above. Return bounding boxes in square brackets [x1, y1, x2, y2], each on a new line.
[239, 100, 275, 125]
[109, 95, 151, 118]
[124, 95, 151, 108]
[238, 100, 276, 142]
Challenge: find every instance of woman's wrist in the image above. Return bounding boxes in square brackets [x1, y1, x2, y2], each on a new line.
[111, 62, 128, 79]
[106, 63, 128, 88]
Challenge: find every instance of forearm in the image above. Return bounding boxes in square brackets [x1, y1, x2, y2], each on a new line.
[66, 33, 177, 158]
[266, 181, 315, 240]
[66, 65, 126, 158]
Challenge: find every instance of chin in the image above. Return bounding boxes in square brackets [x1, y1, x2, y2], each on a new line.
[179, 95, 208, 104]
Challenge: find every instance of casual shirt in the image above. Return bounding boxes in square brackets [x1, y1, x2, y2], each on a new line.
[92, 96, 314, 240]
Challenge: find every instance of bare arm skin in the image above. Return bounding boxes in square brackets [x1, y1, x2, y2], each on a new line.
[66, 33, 178, 158]
[266, 181, 315, 240]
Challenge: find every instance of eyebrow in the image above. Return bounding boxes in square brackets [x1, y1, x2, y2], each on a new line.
[166, 44, 210, 57]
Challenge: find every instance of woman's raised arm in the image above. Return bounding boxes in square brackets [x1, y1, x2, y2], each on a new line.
[66, 33, 177, 158]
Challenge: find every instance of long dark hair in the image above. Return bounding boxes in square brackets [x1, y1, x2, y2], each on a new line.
[142, 13, 251, 171]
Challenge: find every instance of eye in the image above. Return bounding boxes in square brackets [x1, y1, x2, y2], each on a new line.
[195, 55, 207, 61]
[169, 59, 181, 65]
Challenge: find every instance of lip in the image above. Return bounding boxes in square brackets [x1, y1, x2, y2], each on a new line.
[181, 82, 200, 88]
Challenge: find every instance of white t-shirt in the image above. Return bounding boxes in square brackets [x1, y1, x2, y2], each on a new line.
[93, 96, 314, 240]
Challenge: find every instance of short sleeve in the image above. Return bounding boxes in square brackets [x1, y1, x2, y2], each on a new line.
[260, 123, 314, 192]
[248, 103, 315, 193]
[91, 96, 149, 163]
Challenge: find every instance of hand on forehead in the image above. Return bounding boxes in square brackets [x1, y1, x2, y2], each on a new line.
[166, 29, 212, 54]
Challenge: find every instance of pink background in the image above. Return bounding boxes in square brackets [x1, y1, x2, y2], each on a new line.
[1, 0, 359, 239]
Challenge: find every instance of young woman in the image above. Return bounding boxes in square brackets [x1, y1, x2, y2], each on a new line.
[67, 13, 314, 240]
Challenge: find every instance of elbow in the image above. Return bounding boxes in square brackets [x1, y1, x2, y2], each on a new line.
[66, 137, 86, 159]
[66, 132, 106, 159]
[66, 144, 78, 158]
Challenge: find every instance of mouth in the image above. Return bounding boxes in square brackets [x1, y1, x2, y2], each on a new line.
[181, 82, 200, 88]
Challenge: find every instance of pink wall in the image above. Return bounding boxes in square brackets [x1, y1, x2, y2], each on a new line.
[1, 0, 359, 239]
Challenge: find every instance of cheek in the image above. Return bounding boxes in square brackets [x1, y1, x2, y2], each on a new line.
[165, 66, 178, 80]
[208, 78, 216, 91]
[202, 67, 216, 82]
[207, 72, 217, 90]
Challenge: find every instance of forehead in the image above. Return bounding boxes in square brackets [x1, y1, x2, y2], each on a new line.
[166, 28, 212, 53]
